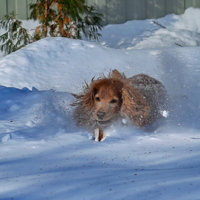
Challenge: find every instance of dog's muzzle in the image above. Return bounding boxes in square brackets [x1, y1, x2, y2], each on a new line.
[96, 110, 106, 120]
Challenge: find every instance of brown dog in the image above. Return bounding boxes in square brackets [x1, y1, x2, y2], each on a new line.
[73, 69, 167, 141]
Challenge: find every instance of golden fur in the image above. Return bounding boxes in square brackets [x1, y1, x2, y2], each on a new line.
[73, 69, 167, 141]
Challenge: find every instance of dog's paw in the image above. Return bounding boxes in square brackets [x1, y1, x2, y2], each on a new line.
[94, 128, 106, 142]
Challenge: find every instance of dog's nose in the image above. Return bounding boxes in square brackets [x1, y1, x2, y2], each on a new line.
[97, 110, 106, 120]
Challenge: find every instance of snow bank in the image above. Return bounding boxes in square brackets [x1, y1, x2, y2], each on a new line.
[0, 37, 163, 92]
[99, 7, 200, 49]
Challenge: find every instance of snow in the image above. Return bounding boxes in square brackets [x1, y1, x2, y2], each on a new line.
[0, 7, 200, 200]
[98, 7, 200, 49]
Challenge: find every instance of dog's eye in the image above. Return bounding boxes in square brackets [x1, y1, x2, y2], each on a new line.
[110, 99, 117, 104]
[95, 97, 100, 101]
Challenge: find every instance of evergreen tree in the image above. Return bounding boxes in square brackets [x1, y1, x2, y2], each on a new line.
[0, 1, 103, 55]
[29, 0, 103, 41]
[0, 11, 31, 55]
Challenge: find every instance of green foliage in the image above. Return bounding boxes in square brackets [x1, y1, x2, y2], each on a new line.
[0, 1, 103, 55]
[29, 0, 103, 40]
[0, 11, 32, 55]
[79, 5, 103, 40]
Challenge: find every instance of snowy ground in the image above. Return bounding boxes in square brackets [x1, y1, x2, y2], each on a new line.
[0, 7, 200, 200]
[98, 7, 200, 49]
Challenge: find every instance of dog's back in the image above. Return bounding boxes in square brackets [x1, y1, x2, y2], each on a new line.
[129, 74, 167, 124]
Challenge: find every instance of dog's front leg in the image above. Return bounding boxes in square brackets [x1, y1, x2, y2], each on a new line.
[93, 127, 106, 142]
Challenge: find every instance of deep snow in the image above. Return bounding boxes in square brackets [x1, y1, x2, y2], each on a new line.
[98, 7, 200, 49]
[0, 7, 200, 200]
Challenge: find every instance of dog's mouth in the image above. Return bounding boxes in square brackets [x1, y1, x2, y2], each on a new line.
[93, 112, 120, 127]
[97, 120, 110, 125]
[96, 121, 110, 127]
[94, 118, 115, 127]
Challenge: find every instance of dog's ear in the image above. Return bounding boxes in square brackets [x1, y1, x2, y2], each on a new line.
[111, 69, 125, 79]
[81, 87, 98, 108]
[120, 85, 149, 126]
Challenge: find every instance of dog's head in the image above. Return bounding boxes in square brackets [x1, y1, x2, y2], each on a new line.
[91, 78, 123, 122]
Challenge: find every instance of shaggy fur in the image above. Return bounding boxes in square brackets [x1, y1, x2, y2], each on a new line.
[73, 69, 167, 141]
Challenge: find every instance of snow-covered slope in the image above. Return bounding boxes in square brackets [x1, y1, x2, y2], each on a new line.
[99, 7, 200, 49]
[0, 37, 176, 92]
[0, 8, 200, 200]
